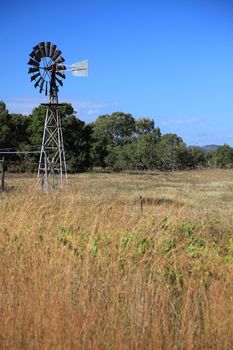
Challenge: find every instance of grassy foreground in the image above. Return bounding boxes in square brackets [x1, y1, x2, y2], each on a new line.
[0, 170, 233, 349]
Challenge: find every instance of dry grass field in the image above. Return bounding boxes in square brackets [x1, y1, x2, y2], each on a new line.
[1, 169, 233, 349]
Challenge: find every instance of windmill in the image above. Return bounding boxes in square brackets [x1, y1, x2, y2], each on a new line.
[28, 41, 88, 189]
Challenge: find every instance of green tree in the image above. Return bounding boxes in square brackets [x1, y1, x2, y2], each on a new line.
[10, 114, 30, 148]
[156, 133, 187, 170]
[63, 115, 91, 172]
[0, 101, 12, 148]
[27, 105, 47, 146]
[92, 112, 135, 146]
[188, 147, 206, 169]
[210, 144, 233, 168]
[135, 118, 155, 136]
[90, 112, 135, 168]
[0, 103, 31, 171]
[91, 114, 162, 170]
[0, 101, 7, 113]
[105, 122, 161, 171]
[133, 132, 161, 170]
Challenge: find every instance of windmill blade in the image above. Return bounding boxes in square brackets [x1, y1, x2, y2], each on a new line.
[28, 58, 40, 67]
[34, 48, 42, 60]
[57, 64, 66, 71]
[28, 67, 39, 74]
[39, 42, 46, 57]
[34, 77, 43, 88]
[33, 44, 40, 51]
[29, 49, 42, 62]
[55, 56, 65, 64]
[39, 80, 45, 93]
[49, 44, 57, 58]
[56, 71, 65, 79]
[71, 60, 88, 76]
[34, 51, 42, 62]
[52, 49, 61, 61]
[44, 42, 51, 57]
[31, 72, 41, 81]
[56, 77, 63, 86]
[29, 50, 37, 59]
[45, 81, 48, 96]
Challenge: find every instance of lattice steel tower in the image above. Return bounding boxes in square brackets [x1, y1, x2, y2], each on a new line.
[28, 41, 88, 189]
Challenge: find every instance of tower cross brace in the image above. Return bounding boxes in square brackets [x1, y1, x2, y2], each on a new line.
[37, 69, 67, 189]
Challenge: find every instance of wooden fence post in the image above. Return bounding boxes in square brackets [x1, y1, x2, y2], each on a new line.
[1, 157, 6, 191]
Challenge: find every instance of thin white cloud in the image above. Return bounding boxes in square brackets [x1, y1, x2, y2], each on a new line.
[196, 131, 232, 143]
[68, 100, 119, 110]
[4, 97, 120, 120]
[86, 109, 100, 116]
[5, 97, 47, 114]
[160, 118, 202, 127]
[65, 99, 119, 120]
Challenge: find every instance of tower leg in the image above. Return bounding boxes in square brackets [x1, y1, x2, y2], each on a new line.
[37, 104, 67, 189]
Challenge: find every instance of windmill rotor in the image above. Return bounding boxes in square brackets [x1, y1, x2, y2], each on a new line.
[28, 42, 66, 96]
[28, 42, 88, 96]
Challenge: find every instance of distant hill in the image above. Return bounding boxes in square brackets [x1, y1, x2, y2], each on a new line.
[189, 144, 220, 153]
[200, 145, 220, 153]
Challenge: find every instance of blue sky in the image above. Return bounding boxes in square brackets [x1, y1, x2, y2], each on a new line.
[1, 0, 233, 145]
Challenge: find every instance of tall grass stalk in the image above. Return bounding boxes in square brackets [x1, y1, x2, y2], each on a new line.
[0, 171, 233, 349]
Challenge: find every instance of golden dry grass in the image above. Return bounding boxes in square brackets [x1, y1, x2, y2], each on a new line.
[0, 169, 233, 349]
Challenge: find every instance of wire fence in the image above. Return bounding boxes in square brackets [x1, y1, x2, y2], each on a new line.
[0, 149, 39, 190]
[0, 149, 40, 175]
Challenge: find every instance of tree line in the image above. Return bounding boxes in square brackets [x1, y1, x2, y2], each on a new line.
[1, 100, 233, 172]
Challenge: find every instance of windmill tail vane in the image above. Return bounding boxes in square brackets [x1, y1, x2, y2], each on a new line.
[71, 60, 89, 76]
[61, 60, 89, 76]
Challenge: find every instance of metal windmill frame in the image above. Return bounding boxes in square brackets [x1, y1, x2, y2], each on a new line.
[28, 41, 88, 190]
